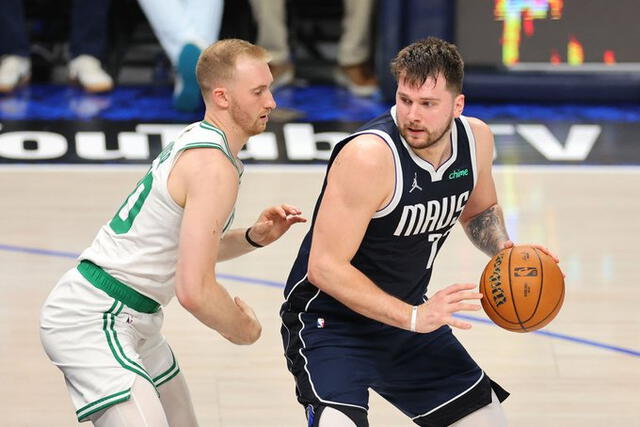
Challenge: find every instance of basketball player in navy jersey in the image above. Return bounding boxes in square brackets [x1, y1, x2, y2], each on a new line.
[280, 37, 561, 426]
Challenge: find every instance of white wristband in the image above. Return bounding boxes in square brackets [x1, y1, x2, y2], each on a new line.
[410, 305, 418, 332]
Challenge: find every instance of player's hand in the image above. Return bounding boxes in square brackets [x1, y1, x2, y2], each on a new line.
[232, 296, 262, 345]
[415, 283, 482, 333]
[501, 241, 564, 277]
[247, 204, 307, 247]
[501, 240, 559, 263]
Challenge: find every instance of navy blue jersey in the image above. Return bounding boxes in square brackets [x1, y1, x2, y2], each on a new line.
[284, 107, 478, 318]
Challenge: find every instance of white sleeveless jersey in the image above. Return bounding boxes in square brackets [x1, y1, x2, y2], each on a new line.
[80, 120, 242, 306]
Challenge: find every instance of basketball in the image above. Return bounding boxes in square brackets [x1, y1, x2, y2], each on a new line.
[479, 245, 564, 332]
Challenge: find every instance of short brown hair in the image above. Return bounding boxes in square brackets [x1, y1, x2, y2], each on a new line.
[196, 39, 270, 99]
[390, 37, 464, 93]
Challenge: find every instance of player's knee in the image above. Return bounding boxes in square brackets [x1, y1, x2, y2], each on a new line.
[91, 376, 170, 427]
[307, 404, 367, 427]
[448, 390, 508, 427]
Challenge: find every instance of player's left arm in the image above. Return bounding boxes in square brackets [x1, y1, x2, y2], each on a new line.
[217, 204, 307, 261]
[458, 118, 559, 262]
[458, 118, 509, 257]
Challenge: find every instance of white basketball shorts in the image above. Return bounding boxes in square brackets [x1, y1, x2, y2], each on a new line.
[40, 265, 180, 422]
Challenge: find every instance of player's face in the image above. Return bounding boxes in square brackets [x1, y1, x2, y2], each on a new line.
[395, 73, 464, 150]
[227, 55, 276, 137]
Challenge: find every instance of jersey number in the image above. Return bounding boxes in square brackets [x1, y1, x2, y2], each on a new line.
[425, 229, 452, 269]
[109, 170, 153, 234]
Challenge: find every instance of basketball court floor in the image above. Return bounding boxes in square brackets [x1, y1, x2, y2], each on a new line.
[1, 162, 639, 426]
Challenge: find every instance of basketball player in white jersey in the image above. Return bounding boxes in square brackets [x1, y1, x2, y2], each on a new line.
[40, 39, 306, 426]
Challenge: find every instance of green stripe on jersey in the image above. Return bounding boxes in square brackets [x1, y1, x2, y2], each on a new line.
[200, 121, 234, 160]
[178, 142, 239, 174]
[200, 121, 229, 145]
[223, 211, 235, 233]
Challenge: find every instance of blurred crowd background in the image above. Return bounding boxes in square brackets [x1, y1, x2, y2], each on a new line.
[2, 0, 638, 114]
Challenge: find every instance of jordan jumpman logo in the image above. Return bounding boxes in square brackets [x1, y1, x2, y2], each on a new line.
[409, 172, 422, 193]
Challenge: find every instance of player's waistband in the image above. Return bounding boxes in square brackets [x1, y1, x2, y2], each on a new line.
[77, 260, 161, 313]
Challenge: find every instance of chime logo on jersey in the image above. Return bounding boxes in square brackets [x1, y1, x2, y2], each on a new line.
[448, 168, 469, 180]
[393, 191, 470, 236]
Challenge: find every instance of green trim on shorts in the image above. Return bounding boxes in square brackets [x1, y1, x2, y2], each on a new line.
[102, 301, 156, 390]
[103, 302, 155, 383]
[77, 260, 160, 313]
[153, 349, 181, 388]
[156, 366, 180, 388]
[76, 388, 131, 421]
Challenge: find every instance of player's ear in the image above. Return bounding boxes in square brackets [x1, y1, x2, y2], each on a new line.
[453, 93, 465, 118]
[211, 87, 229, 108]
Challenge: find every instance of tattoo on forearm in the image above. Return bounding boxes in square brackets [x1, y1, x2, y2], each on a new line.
[466, 205, 510, 257]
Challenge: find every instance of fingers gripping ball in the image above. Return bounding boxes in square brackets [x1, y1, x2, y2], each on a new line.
[480, 245, 564, 332]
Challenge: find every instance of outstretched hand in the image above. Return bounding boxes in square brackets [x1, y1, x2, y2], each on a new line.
[415, 283, 483, 333]
[247, 204, 307, 247]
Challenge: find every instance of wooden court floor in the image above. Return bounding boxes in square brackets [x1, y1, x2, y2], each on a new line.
[1, 165, 639, 426]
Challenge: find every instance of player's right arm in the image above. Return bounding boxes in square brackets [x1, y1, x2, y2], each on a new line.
[170, 148, 262, 345]
[307, 136, 481, 333]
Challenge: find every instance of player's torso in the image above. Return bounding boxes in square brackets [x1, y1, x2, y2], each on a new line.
[80, 121, 240, 306]
[285, 108, 478, 316]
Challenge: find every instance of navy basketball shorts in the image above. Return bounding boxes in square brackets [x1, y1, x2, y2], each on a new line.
[281, 309, 508, 426]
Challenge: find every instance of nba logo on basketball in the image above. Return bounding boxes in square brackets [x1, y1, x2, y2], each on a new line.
[316, 318, 325, 328]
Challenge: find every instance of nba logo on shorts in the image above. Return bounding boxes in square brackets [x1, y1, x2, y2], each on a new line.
[316, 318, 325, 328]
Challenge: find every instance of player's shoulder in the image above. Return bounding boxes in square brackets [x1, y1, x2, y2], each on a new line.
[337, 132, 395, 170]
[174, 121, 225, 148]
[461, 115, 494, 149]
[173, 121, 234, 169]
[170, 147, 238, 207]
[462, 116, 491, 137]
[460, 116, 495, 166]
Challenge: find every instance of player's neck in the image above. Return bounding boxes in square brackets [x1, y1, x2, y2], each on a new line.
[202, 112, 248, 158]
[411, 131, 452, 169]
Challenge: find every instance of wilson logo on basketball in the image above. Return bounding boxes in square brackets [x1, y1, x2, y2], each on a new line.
[488, 253, 507, 307]
[514, 267, 538, 277]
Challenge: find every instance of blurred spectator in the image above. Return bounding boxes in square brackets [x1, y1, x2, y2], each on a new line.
[249, 0, 378, 96]
[0, 0, 114, 93]
[137, 0, 224, 112]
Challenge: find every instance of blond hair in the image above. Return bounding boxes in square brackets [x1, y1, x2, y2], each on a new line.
[196, 39, 269, 101]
